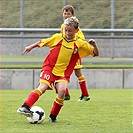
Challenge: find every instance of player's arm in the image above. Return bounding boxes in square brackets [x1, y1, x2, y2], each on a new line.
[22, 33, 60, 55]
[88, 39, 99, 56]
[22, 41, 40, 55]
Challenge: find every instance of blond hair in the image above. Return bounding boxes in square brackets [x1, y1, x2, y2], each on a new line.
[64, 16, 79, 29]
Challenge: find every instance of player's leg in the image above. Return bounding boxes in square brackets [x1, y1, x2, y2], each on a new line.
[49, 80, 67, 123]
[64, 58, 83, 101]
[17, 82, 48, 117]
[74, 58, 90, 101]
[74, 68, 90, 101]
[17, 70, 52, 117]
[64, 88, 70, 100]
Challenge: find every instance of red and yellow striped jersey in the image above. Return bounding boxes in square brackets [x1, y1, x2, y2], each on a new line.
[38, 33, 94, 77]
[61, 23, 85, 69]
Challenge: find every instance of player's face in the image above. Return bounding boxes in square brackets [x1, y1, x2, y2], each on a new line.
[64, 25, 78, 40]
[63, 10, 73, 20]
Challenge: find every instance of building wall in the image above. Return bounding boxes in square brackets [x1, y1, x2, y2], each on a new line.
[0, 69, 132, 90]
[1, 38, 133, 58]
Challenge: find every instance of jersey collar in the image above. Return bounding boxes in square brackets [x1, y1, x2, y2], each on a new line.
[62, 34, 77, 42]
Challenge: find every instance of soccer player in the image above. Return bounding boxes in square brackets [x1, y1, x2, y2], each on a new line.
[61, 5, 90, 101]
[17, 17, 99, 123]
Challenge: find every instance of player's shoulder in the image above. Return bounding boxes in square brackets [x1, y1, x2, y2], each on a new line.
[51, 33, 62, 40]
[78, 27, 82, 31]
[61, 23, 64, 27]
[52, 33, 62, 37]
[76, 27, 85, 40]
[76, 37, 86, 42]
[76, 37, 88, 46]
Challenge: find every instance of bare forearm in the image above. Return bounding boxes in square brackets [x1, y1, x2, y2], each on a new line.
[88, 39, 99, 56]
[22, 41, 40, 55]
[30, 40, 41, 48]
[93, 44, 99, 56]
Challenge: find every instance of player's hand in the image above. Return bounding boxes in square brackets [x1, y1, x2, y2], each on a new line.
[22, 46, 32, 55]
[88, 39, 96, 47]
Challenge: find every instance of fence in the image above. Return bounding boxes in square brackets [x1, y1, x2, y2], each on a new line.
[0, 28, 133, 58]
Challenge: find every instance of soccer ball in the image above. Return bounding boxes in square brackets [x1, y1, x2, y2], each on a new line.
[26, 106, 45, 124]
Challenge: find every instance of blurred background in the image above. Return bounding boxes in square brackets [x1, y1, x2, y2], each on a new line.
[0, 0, 132, 90]
[0, 0, 133, 59]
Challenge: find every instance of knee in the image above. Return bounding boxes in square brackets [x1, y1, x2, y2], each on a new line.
[37, 83, 48, 93]
[74, 69, 82, 77]
[58, 88, 66, 95]
[58, 88, 66, 98]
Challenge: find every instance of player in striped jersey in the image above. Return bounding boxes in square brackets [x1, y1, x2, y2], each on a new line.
[17, 17, 99, 123]
[61, 5, 90, 101]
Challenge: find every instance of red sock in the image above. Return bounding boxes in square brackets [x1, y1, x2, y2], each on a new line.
[50, 97, 64, 116]
[79, 81, 89, 96]
[24, 89, 42, 107]
[65, 88, 69, 96]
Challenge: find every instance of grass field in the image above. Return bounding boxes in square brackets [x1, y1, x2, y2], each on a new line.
[1, 55, 133, 69]
[1, 0, 132, 29]
[0, 89, 132, 133]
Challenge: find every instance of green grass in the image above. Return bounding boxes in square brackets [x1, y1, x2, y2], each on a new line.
[0, 89, 132, 133]
[1, 56, 44, 62]
[1, 0, 132, 29]
[1, 55, 133, 69]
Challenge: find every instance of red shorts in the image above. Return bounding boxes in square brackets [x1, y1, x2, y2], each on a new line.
[39, 70, 70, 90]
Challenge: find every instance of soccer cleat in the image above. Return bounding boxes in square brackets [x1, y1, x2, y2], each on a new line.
[17, 107, 33, 117]
[78, 95, 90, 101]
[49, 114, 57, 123]
[64, 94, 70, 100]
[49, 117, 57, 123]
